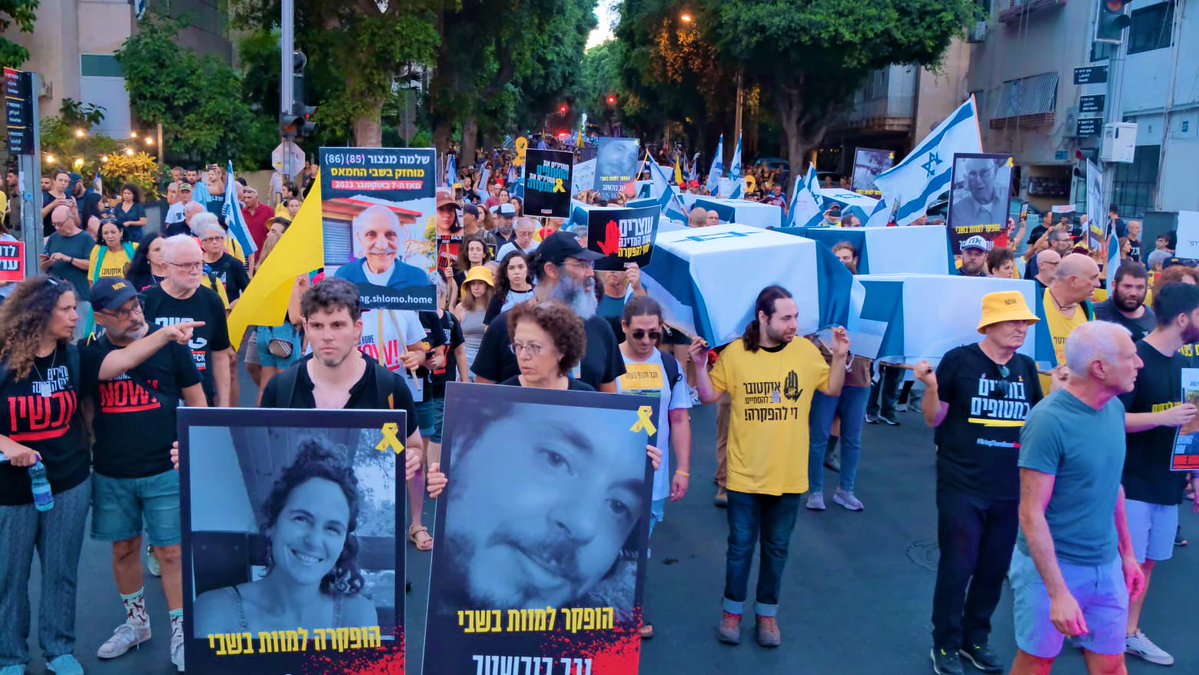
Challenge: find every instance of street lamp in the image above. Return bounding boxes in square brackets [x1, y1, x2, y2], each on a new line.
[45, 154, 56, 164]
[73, 128, 86, 138]
[144, 136, 154, 146]
[680, 12, 692, 23]
[73, 158, 84, 169]
[124, 148, 134, 157]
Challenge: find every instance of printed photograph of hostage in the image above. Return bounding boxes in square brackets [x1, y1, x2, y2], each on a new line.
[948, 154, 1014, 243]
[429, 386, 659, 619]
[333, 204, 432, 299]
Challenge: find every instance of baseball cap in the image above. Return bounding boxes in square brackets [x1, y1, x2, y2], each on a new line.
[499, 203, 516, 217]
[436, 190, 456, 210]
[961, 235, 990, 252]
[463, 203, 480, 218]
[90, 278, 140, 313]
[976, 291, 1039, 333]
[537, 231, 603, 266]
[179, 182, 193, 192]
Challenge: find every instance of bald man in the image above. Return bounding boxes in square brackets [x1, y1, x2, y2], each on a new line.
[334, 204, 430, 292]
[689, 207, 708, 228]
[1038, 253, 1100, 371]
[1033, 249, 1061, 289]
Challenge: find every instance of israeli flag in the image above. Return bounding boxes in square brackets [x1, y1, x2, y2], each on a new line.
[476, 164, 491, 201]
[727, 134, 744, 199]
[706, 135, 724, 195]
[647, 155, 689, 224]
[864, 199, 892, 228]
[222, 161, 257, 255]
[785, 164, 823, 228]
[688, 152, 699, 183]
[872, 97, 982, 226]
[444, 153, 457, 188]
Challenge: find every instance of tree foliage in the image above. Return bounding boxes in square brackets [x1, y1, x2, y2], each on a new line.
[115, 13, 278, 168]
[0, 0, 38, 69]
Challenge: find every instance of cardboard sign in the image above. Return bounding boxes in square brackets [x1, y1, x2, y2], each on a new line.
[0, 241, 25, 282]
[587, 205, 660, 268]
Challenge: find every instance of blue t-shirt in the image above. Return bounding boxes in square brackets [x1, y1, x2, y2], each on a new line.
[1016, 389, 1126, 566]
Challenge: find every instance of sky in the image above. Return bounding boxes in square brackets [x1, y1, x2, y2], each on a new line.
[587, 0, 618, 49]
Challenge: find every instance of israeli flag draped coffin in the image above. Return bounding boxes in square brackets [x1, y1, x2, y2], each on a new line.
[689, 197, 783, 229]
[856, 274, 1038, 365]
[643, 224, 821, 347]
[779, 226, 952, 275]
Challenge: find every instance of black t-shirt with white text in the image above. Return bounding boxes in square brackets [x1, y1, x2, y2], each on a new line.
[141, 285, 231, 402]
[1119, 340, 1189, 505]
[260, 356, 419, 439]
[934, 344, 1044, 500]
[81, 327, 202, 478]
[471, 310, 625, 389]
[0, 345, 90, 505]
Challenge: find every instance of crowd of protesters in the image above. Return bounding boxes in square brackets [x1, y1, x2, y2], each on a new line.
[0, 150, 1195, 675]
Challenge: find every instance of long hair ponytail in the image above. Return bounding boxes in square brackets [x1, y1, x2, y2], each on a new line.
[742, 285, 794, 353]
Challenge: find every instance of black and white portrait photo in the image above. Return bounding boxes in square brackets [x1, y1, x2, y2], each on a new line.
[948, 153, 1014, 234]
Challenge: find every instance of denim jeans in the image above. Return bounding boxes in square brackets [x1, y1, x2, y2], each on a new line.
[808, 385, 870, 493]
[0, 477, 92, 667]
[866, 365, 901, 418]
[930, 484, 1019, 651]
[722, 490, 802, 618]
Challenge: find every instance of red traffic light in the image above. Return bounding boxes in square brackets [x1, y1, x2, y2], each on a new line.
[559, 105, 568, 115]
[607, 95, 617, 106]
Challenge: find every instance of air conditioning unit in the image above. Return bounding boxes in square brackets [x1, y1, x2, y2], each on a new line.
[969, 20, 989, 43]
[1101, 122, 1137, 163]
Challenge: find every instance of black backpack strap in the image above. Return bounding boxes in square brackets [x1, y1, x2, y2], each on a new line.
[374, 363, 395, 410]
[661, 351, 682, 391]
[273, 362, 302, 407]
[66, 343, 81, 389]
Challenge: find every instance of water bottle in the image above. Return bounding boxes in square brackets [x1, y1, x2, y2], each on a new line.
[28, 461, 54, 512]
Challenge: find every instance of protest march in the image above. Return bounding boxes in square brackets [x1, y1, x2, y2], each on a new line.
[2, 2, 1199, 674]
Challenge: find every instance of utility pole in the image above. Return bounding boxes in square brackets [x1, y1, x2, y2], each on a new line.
[1099, 2, 1128, 210]
[280, 0, 297, 182]
[734, 68, 744, 158]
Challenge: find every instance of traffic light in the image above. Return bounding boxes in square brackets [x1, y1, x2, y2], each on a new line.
[280, 50, 318, 138]
[606, 94, 617, 107]
[558, 104, 568, 116]
[1095, 0, 1132, 44]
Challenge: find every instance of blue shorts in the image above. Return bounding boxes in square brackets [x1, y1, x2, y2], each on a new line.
[91, 469, 181, 547]
[1010, 548, 1129, 658]
[415, 398, 444, 444]
[1125, 499, 1178, 563]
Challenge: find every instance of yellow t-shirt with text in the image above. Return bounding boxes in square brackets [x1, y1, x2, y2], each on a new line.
[1041, 288, 1090, 390]
[709, 338, 830, 496]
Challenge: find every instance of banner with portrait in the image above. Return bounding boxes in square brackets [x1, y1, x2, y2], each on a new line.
[180, 408, 407, 674]
[594, 138, 639, 200]
[320, 147, 437, 311]
[947, 153, 1014, 253]
[1173, 369, 1199, 471]
[587, 205, 660, 268]
[851, 147, 894, 197]
[523, 149, 574, 219]
[422, 383, 659, 675]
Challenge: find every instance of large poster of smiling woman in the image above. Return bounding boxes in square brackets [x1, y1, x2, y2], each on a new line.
[179, 408, 406, 674]
[422, 383, 659, 675]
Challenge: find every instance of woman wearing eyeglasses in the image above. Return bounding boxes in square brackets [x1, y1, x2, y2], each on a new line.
[912, 291, 1045, 674]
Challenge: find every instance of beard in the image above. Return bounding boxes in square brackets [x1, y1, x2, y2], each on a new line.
[1113, 287, 1144, 312]
[551, 273, 598, 320]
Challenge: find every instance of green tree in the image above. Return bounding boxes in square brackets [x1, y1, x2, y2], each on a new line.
[712, 0, 977, 179]
[0, 0, 38, 68]
[232, 0, 444, 148]
[115, 13, 277, 167]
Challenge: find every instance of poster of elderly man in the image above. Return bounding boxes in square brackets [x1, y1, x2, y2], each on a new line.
[321, 147, 438, 311]
[180, 408, 406, 674]
[422, 383, 659, 675]
[947, 153, 1014, 251]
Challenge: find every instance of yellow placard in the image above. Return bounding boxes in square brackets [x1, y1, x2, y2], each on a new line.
[619, 363, 664, 393]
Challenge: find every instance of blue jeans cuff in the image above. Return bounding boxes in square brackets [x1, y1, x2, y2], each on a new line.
[722, 597, 745, 616]
[755, 602, 779, 618]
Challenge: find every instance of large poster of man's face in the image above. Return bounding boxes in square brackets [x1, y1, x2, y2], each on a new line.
[851, 147, 894, 197]
[321, 147, 438, 311]
[948, 153, 1014, 251]
[594, 138, 640, 200]
[180, 408, 406, 674]
[423, 384, 658, 675]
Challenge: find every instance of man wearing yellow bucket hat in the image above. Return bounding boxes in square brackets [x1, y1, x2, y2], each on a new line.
[913, 291, 1043, 675]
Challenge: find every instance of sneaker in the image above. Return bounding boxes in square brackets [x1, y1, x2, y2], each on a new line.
[714, 486, 728, 508]
[833, 489, 864, 512]
[171, 634, 185, 672]
[878, 414, 900, 426]
[716, 611, 741, 645]
[97, 621, 152, 659]
[147, 546, 161, 578]
[805, 492, 826, 511]
[896, 402, 909, 412]
[1176, 527, 1188, 547]
[959, 643, 1003, 672]
[46, 655, 84, 675]
[1125, 630, 1174, 665]
[865, 414, 878, 424]
[930, 647, 964, 675]
[755, 616, 781, 648]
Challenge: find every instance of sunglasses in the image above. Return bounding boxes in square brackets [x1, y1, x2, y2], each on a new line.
[630, 329, 661, 342]
[989, 364, 1012, 399]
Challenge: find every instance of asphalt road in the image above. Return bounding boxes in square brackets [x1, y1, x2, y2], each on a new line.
[22, 382, 1199, 674]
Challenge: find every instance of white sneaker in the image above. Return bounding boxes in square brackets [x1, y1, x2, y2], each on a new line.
[805, 492, 826, 511]
[895, 402, 908, 412]
[97, 621, 151, 659]
[147, 546, 161, 577]
[171, 634, 185, 672]
[833, 489, 864, 511]
[1126, 630, 1174, 665]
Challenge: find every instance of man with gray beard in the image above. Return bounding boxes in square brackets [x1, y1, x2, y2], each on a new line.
[471, 232, 625, 391]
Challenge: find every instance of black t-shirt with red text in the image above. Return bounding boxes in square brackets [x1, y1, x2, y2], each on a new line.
[81, 327, 202, 478]
[0, 345, 90, 505]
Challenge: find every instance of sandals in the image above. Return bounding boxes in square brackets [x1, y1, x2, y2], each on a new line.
[640, 621, 654, 640]
[408, 525, 433, 552]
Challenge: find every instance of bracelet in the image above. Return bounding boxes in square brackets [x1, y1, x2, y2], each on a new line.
[675, 471, 690, 477]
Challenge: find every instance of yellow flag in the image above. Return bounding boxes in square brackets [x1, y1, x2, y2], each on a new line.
[227, 177, 325, 349]
[674, 157, 684, 186]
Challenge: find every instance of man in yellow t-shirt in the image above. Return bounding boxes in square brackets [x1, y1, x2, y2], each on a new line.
[692, 285, 848, 648]
[1037, 253, 1099, 389]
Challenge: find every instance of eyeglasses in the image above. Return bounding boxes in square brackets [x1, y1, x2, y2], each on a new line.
[563, 258, 594, 271]
[630, 329, 661, 342]
[201, 236, 224, 243]
[509, 341, 545, 357]
[168, 261, 204, 271]
[100, 300, 144, 321]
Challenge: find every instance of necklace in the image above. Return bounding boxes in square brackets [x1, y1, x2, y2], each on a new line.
[1047, 290, 1075, 313]
[30, 347, 58, 398]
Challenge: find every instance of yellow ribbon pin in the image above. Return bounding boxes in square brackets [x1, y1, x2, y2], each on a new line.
[630, 405, 656, 436]
[553, 178, 566, 193]
[376, 423, 405, 455]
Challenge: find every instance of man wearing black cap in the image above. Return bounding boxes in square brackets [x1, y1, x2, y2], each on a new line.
[81, 277, 207, 672]
[163, 182, 195, 226]
[471, 231, 625, 392]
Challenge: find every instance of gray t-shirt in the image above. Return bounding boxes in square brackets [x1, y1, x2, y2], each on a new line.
[45, 230, 96, 298]
[1017, 389, 1126, 566]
